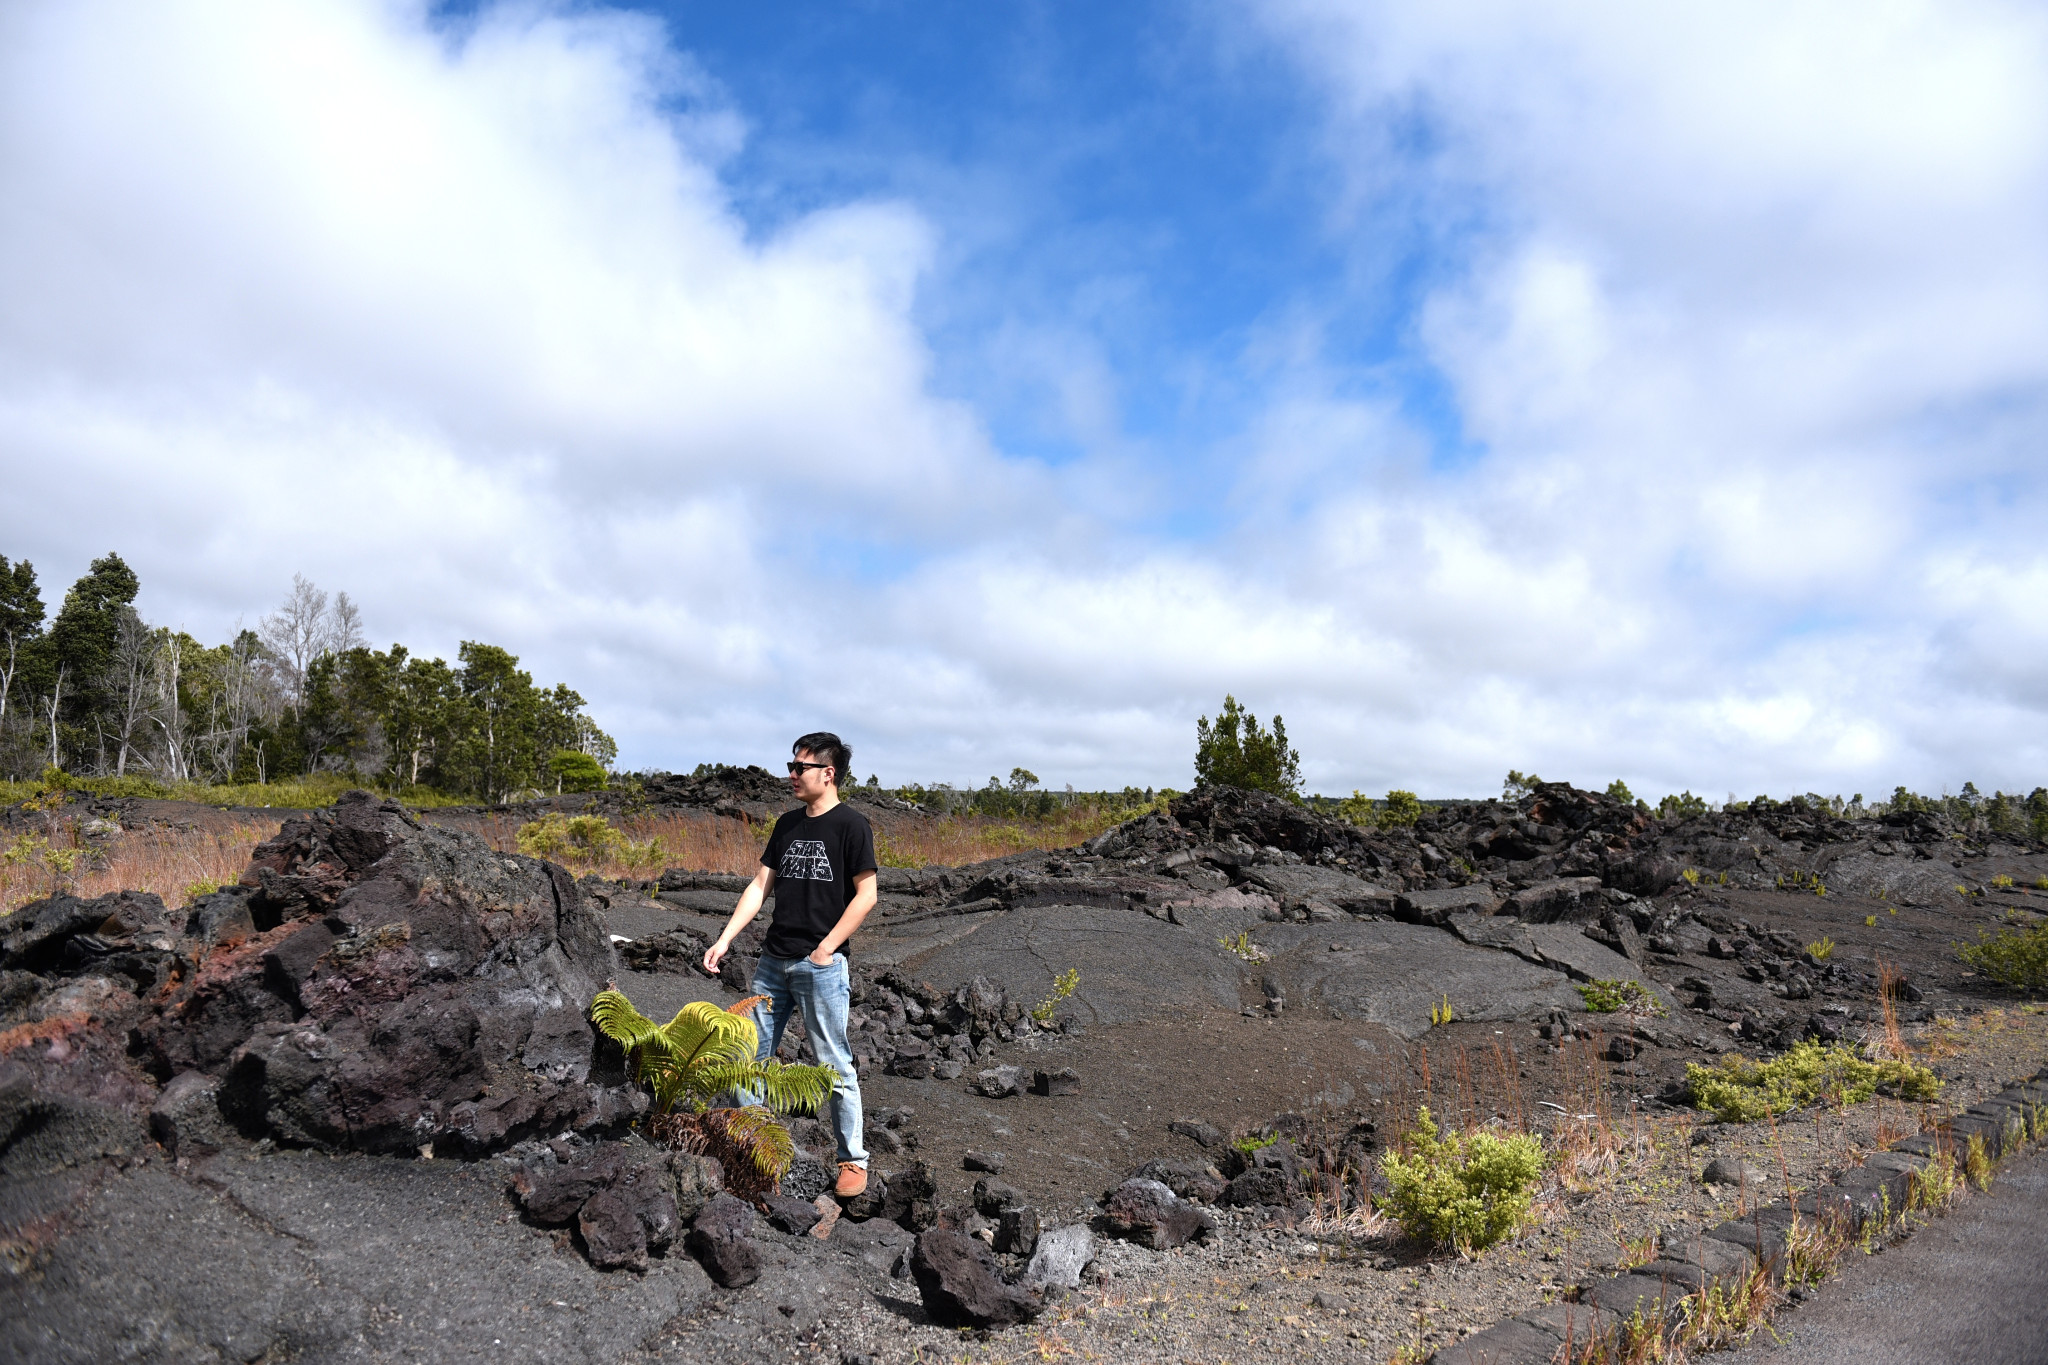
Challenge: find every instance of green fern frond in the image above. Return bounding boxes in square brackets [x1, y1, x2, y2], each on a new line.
[590, 989, 665, 1049]
[719, 1105, 797, 1182]
[589, 987, 837, 1116]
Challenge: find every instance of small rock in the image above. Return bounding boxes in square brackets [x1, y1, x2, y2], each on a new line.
[909, 1228, 1043, 1328]
[149, 1071, 238, 1160]
[1702, 1158, 1770, 1189]
[998, 1205, 1041, 1256]
[972, 1177, 1022, 1216]
[1168, 1119, 1225, 1148]
[974, 1066, 1024, 1098]
[1032, 1068, 1080, 1097]
[1602, 1036, 1643, 1062]
[962, 1150, 1006, 1173]
[579, 1186, 652, 1271]
[763, 1193, 823, 1235]
[1103, 1178, 1213, 1249]
[685, 1194, 762, 1288]
[1023, 1224, 1094, 1293]
[880, 1161, 938, 1231]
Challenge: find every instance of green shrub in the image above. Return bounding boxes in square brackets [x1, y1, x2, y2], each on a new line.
[1657, 790, 1708, 819]
[1806, 936, 1834, 962]
[517, 812, 623, 861]
[1338, 789, 1377, 827]
[1380, 789, 1423, 828]
[1575, 979, 1663, 1015]
[1378, 1107, 1543, 1253]
[1685, 1040, 1941, 1122]
[1957, 920, 2048, 989]
[1604, 779, 1635, 805]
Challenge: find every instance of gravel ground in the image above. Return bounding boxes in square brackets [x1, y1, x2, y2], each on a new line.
[802, 1004, 2048, 1365]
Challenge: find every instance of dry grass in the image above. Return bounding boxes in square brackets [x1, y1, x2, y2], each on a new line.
[1, 818, 278, 914]
[873, 806, 1137, 868]
[471, 811, 772, 878]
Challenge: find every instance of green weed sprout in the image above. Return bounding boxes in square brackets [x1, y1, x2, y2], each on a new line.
[1430, 993, 1455, 1026]
[1991, 874, 2015, 890]
[1681, 868, 1702, 886]
[1806, 936, 1834, 962]
[1031, 967, 1080, 1024]
[1378, 1107, 1542, 1253]
[1865, 915, 1878, 927]
[1685, 1040, 1941, 1122]
[1218, 930, 1268, 963]
[1575, 979, 1663, 1015]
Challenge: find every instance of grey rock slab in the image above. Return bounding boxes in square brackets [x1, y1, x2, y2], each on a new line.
[1252, 922, 1586, 1038]
[1241, 866, 1398, 916]
[1518, 924, 1675, 1009]
[0, 1147, 711, 1365]
[1516, 1300, 1621, 1346]
[1395, 886, 1502, 923]
[896, 904, 1245, 1025]
[1431, 1317, 1573, 1365]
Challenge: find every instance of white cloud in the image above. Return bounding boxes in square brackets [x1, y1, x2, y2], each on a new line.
[3, 0, 2046, 798]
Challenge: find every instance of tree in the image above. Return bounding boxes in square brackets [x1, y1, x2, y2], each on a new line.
[548, 749, 608, 793]
[1008, 767, 1039, 791]
[447, 642, 538, 802]
[1604, 779, 1635, 805]
[1504, 770, 1542, 800]
[46, 552, 139, 765]
[0, 557, 45, 769]
[1194, 695, 1302, 798]
[259, 574, 364, 714]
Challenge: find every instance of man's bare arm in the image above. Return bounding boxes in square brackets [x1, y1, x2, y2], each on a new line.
[703, 863, 775, 974]
[807, 870, 877, 965]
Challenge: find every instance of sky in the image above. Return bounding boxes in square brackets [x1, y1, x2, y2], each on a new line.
[3, 0, 2046, 798]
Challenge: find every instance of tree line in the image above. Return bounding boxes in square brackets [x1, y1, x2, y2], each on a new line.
[0, 552, 614, 802]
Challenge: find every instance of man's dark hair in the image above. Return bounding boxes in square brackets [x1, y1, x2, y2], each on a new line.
[793, 732, 851, 787]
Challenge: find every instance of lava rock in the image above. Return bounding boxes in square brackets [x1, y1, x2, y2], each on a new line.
[1023, 1224, 1095, 1293]
[997, 1205, 1040, 1256]
[909, 1227, 1042, 1328]
[148, 1070, 239, 1160]
[1168, 1119, 1225, 1148]
[1103, 1178, 1213, 1249]
[1702, 1158, 1770, 1189]
[971, 1177, 1022, 1216]
[762, 1193, 823, 1235]
[685, 1194, 762, 1288]
[1224, 1167, 1291, 1208]
[1031, 1068, 1080, 1097]
[962, 1150, 1005, 1173]
[974, 1066, 1024, 1098]
[1134, 1157, 1227, 1204]
[880, 1161, 938, 1231]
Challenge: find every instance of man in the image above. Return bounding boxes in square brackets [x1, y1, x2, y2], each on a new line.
[703, 732, 878, 1197]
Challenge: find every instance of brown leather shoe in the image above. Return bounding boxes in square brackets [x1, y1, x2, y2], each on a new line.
[834, 1162, 868, 1198]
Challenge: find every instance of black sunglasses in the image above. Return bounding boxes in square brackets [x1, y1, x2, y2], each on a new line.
[787, 760, 832, 775]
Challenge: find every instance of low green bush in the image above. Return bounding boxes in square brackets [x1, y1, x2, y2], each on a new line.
[1575, 979, 1663, 1014]
[1685, 1040, 1941, 1122]
[1957, 920, 2048, 990]
[1378, 1107, 1543, 1252]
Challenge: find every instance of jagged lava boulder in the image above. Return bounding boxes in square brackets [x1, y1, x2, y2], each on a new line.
[129, 791, 637, 1154]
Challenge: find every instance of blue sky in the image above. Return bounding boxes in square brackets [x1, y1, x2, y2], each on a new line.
[3, 0, 2046, 797]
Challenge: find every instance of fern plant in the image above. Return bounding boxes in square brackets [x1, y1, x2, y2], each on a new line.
[589, 988, 838, 1195]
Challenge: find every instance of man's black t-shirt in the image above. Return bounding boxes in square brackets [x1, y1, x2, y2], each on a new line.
[760, 803, 878, 960]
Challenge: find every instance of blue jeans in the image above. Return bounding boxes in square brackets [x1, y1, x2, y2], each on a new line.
[749, 952, 867, 1167]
